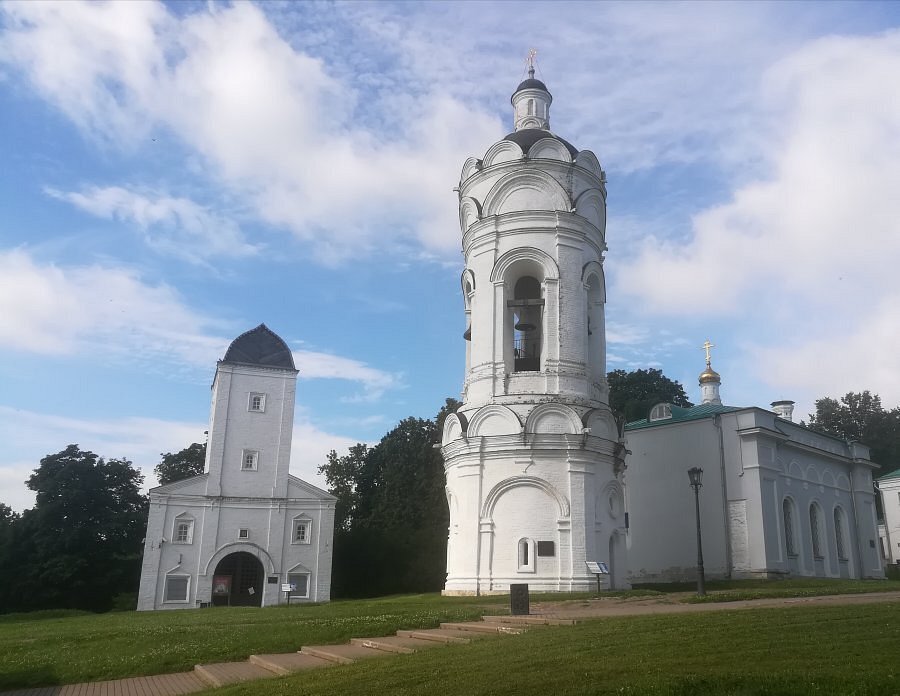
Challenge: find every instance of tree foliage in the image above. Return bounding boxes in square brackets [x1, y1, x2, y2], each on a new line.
[0, 445, 147, 613]
[155, 442, 206, 485]
[320, 398, 460, 597]
[322, 443, 370, 532]
[607, 368, 693, 423]
[807, 391, 900, 472]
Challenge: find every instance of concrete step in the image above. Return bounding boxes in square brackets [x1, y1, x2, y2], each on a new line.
[249, 652, 333, 675]
[482, 615, 578, 626]
[193, 661, 278, 688]
[440, 621, 526, 635]
[396, 627, 474, 644]
[350, 635, 444, 654]
[300, 643, 391, 665]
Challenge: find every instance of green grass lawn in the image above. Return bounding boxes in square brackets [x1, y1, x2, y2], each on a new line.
[676, 578, 900, 603]
[2, 581, 899, 692]
[0, 594, 504, 689]
[208, 602, 900, 696]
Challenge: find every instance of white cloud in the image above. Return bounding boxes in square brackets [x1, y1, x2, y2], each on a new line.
[615, 30, 900, 407]
[45, 186, 259, 262]
[0, 405, 366, 512]
[0, 248, 402, 400]
[0, 1, 501, 263]
[0, 406, 206, 512]
[0, 248, 226, 365]
[293, 350, 401, 402]
[289, 419, 371, 493]
[607, 322, 649, 346]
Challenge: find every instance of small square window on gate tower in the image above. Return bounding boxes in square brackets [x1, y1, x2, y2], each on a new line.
[248, 392, 266, 412]
[241, 450, 259, 471]
[238, 528, 250, 540]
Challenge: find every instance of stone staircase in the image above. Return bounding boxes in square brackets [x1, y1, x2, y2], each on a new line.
[192, 614, 568, 689]
[2, 614, 577, 696]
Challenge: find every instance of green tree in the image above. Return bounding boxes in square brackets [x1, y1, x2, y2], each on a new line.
[0, 503, 17, 526]
[2, 445, 148, 613]
[319, 443, 369, 532]
[607, 368, 693, 423]
[0, 503, 19, 611]
[322, 398, 460, 597]
[155, 442, 206, 485]
[807, 391, 900, 472]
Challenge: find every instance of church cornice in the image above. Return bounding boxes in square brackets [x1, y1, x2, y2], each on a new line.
[459, 152, 606, 193]
[216, 361, 300, 377]
[442, 432, 621, 464]
[463, 211, 605, 255]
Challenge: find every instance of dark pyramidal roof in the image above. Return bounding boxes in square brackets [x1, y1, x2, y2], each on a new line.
[222, 324, 296, 370]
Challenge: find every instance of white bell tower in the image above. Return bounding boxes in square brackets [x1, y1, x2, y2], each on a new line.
[441, 58, 627, 594]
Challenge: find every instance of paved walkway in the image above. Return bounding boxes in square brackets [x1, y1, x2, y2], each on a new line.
[6, 591, 900, 696]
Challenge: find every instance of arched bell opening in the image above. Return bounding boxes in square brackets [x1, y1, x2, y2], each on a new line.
[586, 273, 605, 384]
[211, 552, 264, 607]
[509, 275, 544, 372]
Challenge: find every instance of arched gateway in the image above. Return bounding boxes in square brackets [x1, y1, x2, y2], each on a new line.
[212, 552, 265, 607]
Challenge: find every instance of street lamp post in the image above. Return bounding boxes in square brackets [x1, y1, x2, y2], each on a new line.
[688, 467, 706, 597]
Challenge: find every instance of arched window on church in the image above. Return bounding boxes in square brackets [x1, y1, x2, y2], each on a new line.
[810, 503, 823, 559]
[834, 507, 847, 560]
[528, 99, 535, 116]
[649, 404, 672, 422]
[783, 499, 796, 556]
[509, 276, 543, 372]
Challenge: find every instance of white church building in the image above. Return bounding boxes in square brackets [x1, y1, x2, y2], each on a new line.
[137, 325, 336, 610]
[440, 64, 628, 594]
[624, 353, 884, 583]
[877, 468, 900, 566]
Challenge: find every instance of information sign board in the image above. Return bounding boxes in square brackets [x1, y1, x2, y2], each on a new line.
[212, 575, 231, 595]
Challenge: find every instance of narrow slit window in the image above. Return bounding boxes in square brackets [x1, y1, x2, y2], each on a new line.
[783, 499, 795, 556]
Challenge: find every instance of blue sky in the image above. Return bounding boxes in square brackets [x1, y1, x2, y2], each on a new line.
[3, 1, 900, 511]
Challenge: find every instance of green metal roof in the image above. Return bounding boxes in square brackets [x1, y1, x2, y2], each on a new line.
[877, 467, 900, 482]
[624, 403, 742, 431]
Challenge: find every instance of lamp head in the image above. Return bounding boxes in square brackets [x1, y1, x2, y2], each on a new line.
[688, 467, 703, 488]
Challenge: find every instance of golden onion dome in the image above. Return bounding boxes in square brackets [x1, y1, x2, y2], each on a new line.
[699, 363, 721, 384]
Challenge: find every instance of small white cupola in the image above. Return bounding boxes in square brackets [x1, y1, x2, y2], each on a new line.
[771, 400, 795, 421]
[511, 52, 552, 132]
[698, 339, 722, 406]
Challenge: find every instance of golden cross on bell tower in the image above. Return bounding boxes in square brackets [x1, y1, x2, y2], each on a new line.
[702, 339, 715, 366]
[526, 48, 537, 78]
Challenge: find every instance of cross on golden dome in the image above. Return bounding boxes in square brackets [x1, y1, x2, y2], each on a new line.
[702, 339, 715, 366]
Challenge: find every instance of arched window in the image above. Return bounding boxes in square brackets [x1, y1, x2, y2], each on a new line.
[649, 404, 672, 421]
[509, 276, 543, 372]
[528, 99, 535, 116]
[834, 507, 847, 560]
[518, 538, 535, 573]
[783, 499, 796, 556]
[810, 504, 823, 558]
